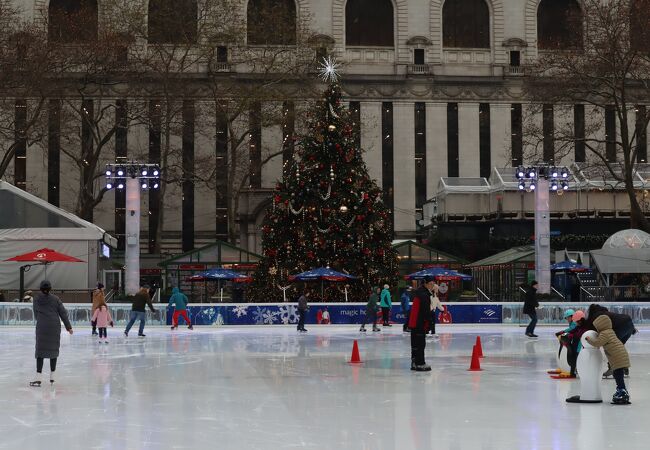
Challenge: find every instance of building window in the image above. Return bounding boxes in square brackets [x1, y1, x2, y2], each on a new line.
[215, 105, 228, 239]
[14, 100, 27, 191]
[381, 102, 394, 227]
[216, 46, 228, 63]
[249, 102, 262, 188]
[48, 0, 98, 43]
[247, 0, 296, 45]
[574, 104, 585, 162]
[511, 104, 523, 166]
[346, 0, 394, 47]
[349, 101, 361, 150]
[115, 100, 127, 251]
[415, 103, 427, 208]
[148, 101, 162, 254]
[509, 50, 520, 66]
[631, 1, 650, 52]
[148, 0, 197, 44]
[543, 104, 554, 162]
[537, 0, 583, 50]
[605, 105, 617, 162]
[447, 103, 459, 176]
[182, 101, 195, 252]
[282, 101, 295, 173]
[479, 103, 491, 178]
[442, 0, 490, 49]
[48, 100, 61, 208]
[636, 105, 647, 163]
[414, 48, 425, 65]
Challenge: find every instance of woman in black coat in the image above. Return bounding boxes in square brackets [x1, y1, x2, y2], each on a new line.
[523, 281, 539, 338]
[30, 280, 73, 387]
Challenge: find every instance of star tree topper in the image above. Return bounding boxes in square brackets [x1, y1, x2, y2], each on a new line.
[318, 56, 341, 83]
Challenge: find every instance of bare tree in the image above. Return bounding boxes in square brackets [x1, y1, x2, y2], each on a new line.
[523, 0, 650, 231]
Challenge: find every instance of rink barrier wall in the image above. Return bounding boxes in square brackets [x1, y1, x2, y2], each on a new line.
[1, 302, 650, 326]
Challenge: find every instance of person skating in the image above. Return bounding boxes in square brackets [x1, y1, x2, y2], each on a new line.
[429, 283, 444, 338]
[400, 286, 412, 332]
[587, 304, 636, 377]
[380, 284, 392, 326]
[297, 290, 309, 332]
[408, 276, 435, 371]
[91, 304, 114, 343]
[585, 315, 632, 405]
[30, 280, 73, 386]
[523, 281, 539, 338]
[168, 287, 193, 330]
[91, 283, 106, 336]
[360, 286, 381, 332]
[124, 286, 156, 337]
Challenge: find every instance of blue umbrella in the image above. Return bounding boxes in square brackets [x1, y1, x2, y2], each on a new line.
[289, 267, 357, 300]
[187, 268, 251, 302]
[550, 261, 590, 272]
[187, 268, 252, 282]
[405, 267, 472, 281]
[289, 267, 357, 282]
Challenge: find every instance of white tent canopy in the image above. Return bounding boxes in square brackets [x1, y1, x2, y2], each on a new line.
[590, 229, 650, 274]
[0, 181, 116, 291]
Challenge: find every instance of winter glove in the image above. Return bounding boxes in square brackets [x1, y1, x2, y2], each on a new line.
[110, 321, 114, 327]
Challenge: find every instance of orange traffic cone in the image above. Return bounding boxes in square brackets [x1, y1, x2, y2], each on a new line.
[475, 336, 484, 358]
[468, 345, 482, 371]
[349, 339, 363, 364]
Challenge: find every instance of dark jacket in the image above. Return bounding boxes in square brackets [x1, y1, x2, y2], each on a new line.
[367, 290, 379, 312]
[33, 292, 72, 359]
[408, 286, 432, 332]
[523, 285, 539, 315]
[132, 292, 155, 312]
[587, 305, 633, 333]
[297, 295, 308, 312]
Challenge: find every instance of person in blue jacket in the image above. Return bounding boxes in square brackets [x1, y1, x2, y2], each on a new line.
[169, 287, 193, 330]
[380, 284, 392, 326]
[400, 286, 412, 332]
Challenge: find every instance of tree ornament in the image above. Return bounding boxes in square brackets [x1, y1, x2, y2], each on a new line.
[339, 205, 348, 213]
[328, 124, 336, 132]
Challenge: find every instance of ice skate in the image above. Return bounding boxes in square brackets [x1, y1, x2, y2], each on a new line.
[414, 364, 431, 372]
[611, 388, 631, 405]
[29, 373, 42, 387]
[171, 325, 177, 330]
[188, 325, 193, 330]
[124, 331, 128, 337]
[372, 326, 380, 332]
[602, 367, 613, 378]
[359, 326, 366, 332]
[49, 371, 55, 384]
[138, 333, 146, 337]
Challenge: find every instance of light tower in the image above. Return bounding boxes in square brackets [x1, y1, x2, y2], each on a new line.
[515, 165, 570, 294]
[105, 162, 160, 295]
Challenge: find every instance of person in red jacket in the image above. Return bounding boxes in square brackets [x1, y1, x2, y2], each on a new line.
[408, 276, 435, 372]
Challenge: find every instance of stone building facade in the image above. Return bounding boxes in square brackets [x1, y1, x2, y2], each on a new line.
[2, 0, 632, 259]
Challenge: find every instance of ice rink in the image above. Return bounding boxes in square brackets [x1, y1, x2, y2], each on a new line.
[0, 324, 647, 450]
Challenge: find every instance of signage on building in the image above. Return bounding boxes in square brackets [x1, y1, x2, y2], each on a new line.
[179, 264, 207, 270]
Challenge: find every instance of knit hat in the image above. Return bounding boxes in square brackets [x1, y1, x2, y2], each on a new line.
[572, 310, 585, 322]
[40, 280, 52, 290]
[563, 309, 576, 319]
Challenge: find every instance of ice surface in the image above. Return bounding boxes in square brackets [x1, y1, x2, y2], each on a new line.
[0, 325, 648, 450]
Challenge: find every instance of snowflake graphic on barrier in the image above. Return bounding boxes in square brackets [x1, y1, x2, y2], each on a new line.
[232, 305, 249, 318]
[252, 307, 278, 325]
[277, 305, 299, 325]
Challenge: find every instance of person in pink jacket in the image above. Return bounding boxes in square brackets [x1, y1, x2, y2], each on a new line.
[91, 304, 114, 343]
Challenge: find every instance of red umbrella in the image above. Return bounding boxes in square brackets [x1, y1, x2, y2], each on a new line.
[5, 248, 84, 278]
[5, 248, 84, 263]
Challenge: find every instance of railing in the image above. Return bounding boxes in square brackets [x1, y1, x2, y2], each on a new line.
[579, 285, 649, 302]
[2, 290, 93, 303]
[506, 65, 525, 76]
[0, 303, 166, 326]
[407, 64, 432, 75]
[476, 287, 491, 302]
[210, 62, 232, 73]
[551, 286, 565, 300]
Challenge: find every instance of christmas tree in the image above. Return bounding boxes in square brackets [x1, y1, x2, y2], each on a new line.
[249, 59, 399, 301]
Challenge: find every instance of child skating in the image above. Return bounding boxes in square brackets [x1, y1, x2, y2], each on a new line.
[168, 287, 193, 330]
[91, 304, 114, 343]
[585, 315, 631, 405]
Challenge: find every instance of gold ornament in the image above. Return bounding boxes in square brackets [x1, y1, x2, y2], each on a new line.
[328, 124, 336, 132]
[340, 205, 348, 213]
